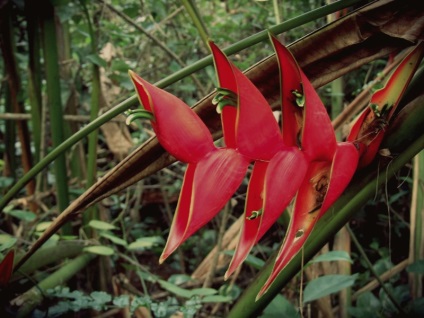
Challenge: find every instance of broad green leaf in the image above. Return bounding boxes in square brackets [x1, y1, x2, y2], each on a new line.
[90, 291, 112, 303]
[190, 288, 217, 296]
[309, 251, 352, 264]
[407, 259, 424, 273]
[99, 232, 128, 247]
[0, 177, 13, 188]
[86, 54, 107, 68]
[260, 294, 300, 318]
[0, 234, 17, 252]
[111, 59, 131, 73]
[83, 246, 114, 256]
[201, 295, 232, 303]
[36, 222, 53, 232]
[127, 236, 164, 250]
[168, 274, 194, 285]
[113, 295, 130, 307]
[303, 274, 358, 303]
[245, 254, 266, 269]
[88, 220, 116, 231]
[158, 280, 192, 298]
[4, 210, 36, 222]
[223, 250, 265, 269]
[88, 220, 117, 231]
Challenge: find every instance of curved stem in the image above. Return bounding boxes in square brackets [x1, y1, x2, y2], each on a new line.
[228, 131, 424, 317]
[346, 225, 405, 314]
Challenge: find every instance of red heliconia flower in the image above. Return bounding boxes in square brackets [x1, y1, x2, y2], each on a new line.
[347, 42, 424, 168]
[257, 142, 359, 298]
[223, 35, 352, 280]
[255, 37, 362, 298]
[0, 250, 14, 287]
[129, 71, 250, 262]
[257, 39, 424, 299]
[209, 40, 309, 278]
[209, 41, 285, 160]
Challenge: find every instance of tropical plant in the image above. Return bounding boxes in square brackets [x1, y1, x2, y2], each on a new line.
[1, 0, 424, 317]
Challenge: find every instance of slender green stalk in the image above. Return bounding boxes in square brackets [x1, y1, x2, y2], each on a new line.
[80, 1, 100, 227]
[227, 131, 424, 317]
[13, 253, 96, 317]
[346, 225, 404, 314]
[3, 71, 16, 179]
[25, 0, 42, 161]
[409, 151, 424, 298]
[39, 0, 70, 226]
[181, 0, 210, 49]
[272, 0, 281, 24]
[0, 0, 364, 211]
[12, 241, 85, 280]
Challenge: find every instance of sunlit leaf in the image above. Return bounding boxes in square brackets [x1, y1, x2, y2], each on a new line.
[303, 274, 358, 303]
[99, 232, 127, 247]
[201, 295, 232, 303]
[309, 251, 353, 264]
[88, 220, 117, 231]
[83, 246, 114, 256]
[4, 210, 36, 222]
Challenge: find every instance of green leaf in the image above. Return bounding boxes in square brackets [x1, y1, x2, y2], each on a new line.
[260, 294, 300, 318]
[407, 259, 424, 273]
[223, 250, 265, 269]
[88, 220, 117, 231]
[201, 295, 232, 303]
[168, 274, 194, 285]
[4, 209, 36, 222]
[0, 234, 17, 252]
[0, 177, 13, 188]
[244, 254, 266, 269]
[36, 221, 53, 232]
[90, 291, 112, 303]
[83, 246, 114, 256]
[303, 274, 358, 303]
[127, 236, 164, 250]
[113, 295, 130, 307]
[111, 59, 131, 73]
[158, 280, 192, 298]
[86, 54, 107, 68]
[309, 251, 353, 264]
[99, 232, 128, 247]
[190, 288, 217, 296]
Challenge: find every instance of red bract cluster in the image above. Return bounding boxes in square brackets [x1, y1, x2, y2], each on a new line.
[128, 37, 423, 299]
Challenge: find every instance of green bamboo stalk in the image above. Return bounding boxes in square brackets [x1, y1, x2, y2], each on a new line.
[0, 0, 364, 212]
[39, 0, 70, 228]
[181, 0, 210, 49]
[12, 240, 85, 280]
[409, 151, 424, 298]
[3, 70, 16, 180]
[13, 253, 96, 317]
[80, 1, 101, 227]
[25, 0, 42, 161]
[272, 0, 281, 24]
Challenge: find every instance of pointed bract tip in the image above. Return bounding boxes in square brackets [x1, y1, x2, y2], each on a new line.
[128, 69, 138, 81]
[255, 288, 267, 301]
[159, 253, 168, 264]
